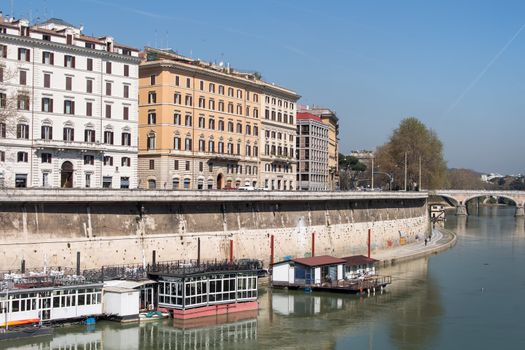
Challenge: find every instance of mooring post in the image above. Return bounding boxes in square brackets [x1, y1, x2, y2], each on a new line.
[76, 252, 80, 276]
[311, 232, 315, 257]
[197, 238, 201, 265]
[152, 250, 156, 266]
[229, 239, 234, 263]
[368, 228, 371, 258]
[270, 235, 275, 265]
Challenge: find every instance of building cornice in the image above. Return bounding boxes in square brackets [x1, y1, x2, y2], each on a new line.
[0, 33, 141, 64]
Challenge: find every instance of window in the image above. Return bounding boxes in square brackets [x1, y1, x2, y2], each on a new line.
[198, 97, 205, 108]
[175, 76, 180, 86]
[172, 178, 180, 189]
[209, 99, 215, 110]
[218, 120, 224, 131]
[218, 101, 224, 112]
[199, 81, 204, 91]
[106, 61, 112, 74]
[228, 103, 233, 113]
[63, 127, 74, 141]
[87, 58, 93, 71]
[148, 111, 156, 124]
[0, 94, 5, 108]
[121, 157, 131, 167]
[64, 100, 75, 114]
[237, 89, 242, 99]
[0, 150, 4, 162]
[254, 125, 258, 136]
[147, 134, 155, 150]
[84, 129, 95, 142]
[228, 121, 234, 132]
[124, 64, 129, 77]
[18, 48, 30, 61]
[208, 140, 215, 153]
[149, 159, 155, 170]
[236, 123, 242, 133]
[148, 179, 156, 189]
[123, 85, 129, 98]
[44, 73, 51, 88]
[66, 76, 72, 91]
[185, 115, 192, 127]
[41, 153, 52, 163]
[219, 85, 224, 94]
[186, 78, 191, 88]
[185, 95, 192, 106]
[148, 92, 156, 104]
[41, 97, 53, 112]
[86, 79, 93, 93]
[103, 156, 113, 166]
[185, 137, 192, 151]
[185, 161, 190, 171]
[120, 177, 130, 189]
[18, 95, 30, 110]
[64, 55, 75, 68]
[105, 82, 112, 95]
[198, 139, 205, 152]
[105, 104, 111, 118]
[103, 176, 112, 188]
[0, 123, 6, 138]
[123, 106, 129, 120]
[150, 74, 156, 85]
[86, 102, 93, 116]
[41, 125, 53, 140]
[43, 52, 55, 66]
[17, 152, 28, 162]
[17, 124, 29, 139]
[209, 83, 215, 93]
[84, 155, 94, 165]
[246, 125, 251, 135]
[174, 160, 179, 170]
[19, 70, 27, 85]
[228, 87, 233, 97]
[0, 67, 2, 83]
[199, 161, 203, 172]
[198, 116, 205, 128]
[174, 113, 181, 125]
[209, 118, 215, 130]
[14, 174, 27, 188]
[253, 108, 258, 118]
[104, 130, 114, 144]
[174, 93, 181, 104]
[0, 44, 6, 58]
[218, 141, 224, 153]
[121, 132, 131, 146]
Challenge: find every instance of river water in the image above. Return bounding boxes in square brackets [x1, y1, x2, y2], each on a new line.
[3, 206, 525, 349]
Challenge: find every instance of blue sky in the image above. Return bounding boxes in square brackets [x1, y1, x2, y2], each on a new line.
[7, 0, 525, 174]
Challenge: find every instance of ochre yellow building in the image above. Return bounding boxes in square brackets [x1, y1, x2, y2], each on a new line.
[138, 48, 299, 190]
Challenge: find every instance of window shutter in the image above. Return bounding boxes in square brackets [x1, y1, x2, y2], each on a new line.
[50, 127, 53, 139]
[71, 101, 75, 115]
[50, 99, 53, 112]
[41, 126, 45, 139]
[18, 48, 21, 60]
[50, 53, 54, 65]
[72, 56, 76, 68]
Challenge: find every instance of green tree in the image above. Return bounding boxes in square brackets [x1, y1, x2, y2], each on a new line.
[374, 117, 447, 190]
[338, 153, 367, 190]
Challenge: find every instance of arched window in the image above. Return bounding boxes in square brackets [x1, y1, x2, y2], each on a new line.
[236, 123, 242, 134]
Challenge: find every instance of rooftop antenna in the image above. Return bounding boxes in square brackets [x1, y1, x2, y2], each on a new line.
[10, 0, 14, 18]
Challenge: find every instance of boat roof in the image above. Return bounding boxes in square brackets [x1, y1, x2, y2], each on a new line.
[104, 279, 156, 289]
[274, 255, 346, 267]
[341, 255, 379, 265]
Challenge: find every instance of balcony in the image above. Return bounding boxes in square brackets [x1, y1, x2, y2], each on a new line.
[209, 153, 241, 162]
[34, 139, 107, 152]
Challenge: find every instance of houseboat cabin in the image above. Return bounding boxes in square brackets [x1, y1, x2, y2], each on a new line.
[341, 255, 378, 280]
[271, 256, 346, 288]
[149, 261, 259, 319]
[1, 283, 103, 327]
[271, 255, 391, 294]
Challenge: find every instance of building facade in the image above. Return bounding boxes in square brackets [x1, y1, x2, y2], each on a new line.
[0, 16, 140, 189]
[296, 112, 329, 191]
[138, 48, 299, 190]
[302, 107, 339, 190]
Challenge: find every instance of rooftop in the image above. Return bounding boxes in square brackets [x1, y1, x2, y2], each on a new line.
[341, 255, 379, 266]
[290, 255, 346, 267]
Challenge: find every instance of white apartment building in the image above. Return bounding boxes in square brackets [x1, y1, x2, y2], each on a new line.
[0, 16, 140, 188]
[260, 90, 299, 190]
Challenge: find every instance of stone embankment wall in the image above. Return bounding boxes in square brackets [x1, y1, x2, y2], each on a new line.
[0, 190, 429, 270]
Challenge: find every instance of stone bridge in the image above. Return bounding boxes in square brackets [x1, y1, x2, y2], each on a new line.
[429, 190, 525, 216]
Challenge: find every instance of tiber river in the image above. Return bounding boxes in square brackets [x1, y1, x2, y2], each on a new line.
[4, 206, 525, 349]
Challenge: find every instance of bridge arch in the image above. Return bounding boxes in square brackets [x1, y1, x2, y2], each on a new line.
[463, 194, 518, 207]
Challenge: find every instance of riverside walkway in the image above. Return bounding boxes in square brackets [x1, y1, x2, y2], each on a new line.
[373, 228, 456, 266]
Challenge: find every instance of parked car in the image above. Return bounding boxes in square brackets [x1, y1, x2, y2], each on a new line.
[237, 185, 255, 191]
